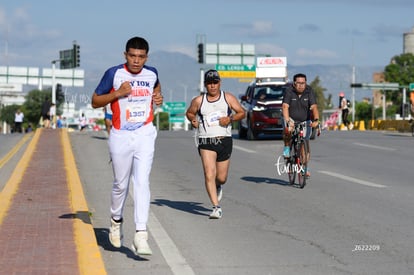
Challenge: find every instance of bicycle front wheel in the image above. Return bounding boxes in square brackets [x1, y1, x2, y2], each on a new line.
[286, 156, 296, 185]
[297, 141, 309, 189]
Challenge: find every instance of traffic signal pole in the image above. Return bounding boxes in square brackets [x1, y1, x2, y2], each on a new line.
[350, 82, 404, 120]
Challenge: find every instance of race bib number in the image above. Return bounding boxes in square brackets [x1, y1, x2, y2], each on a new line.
[206, 111, 226, 127]
[126, 103, 147, 123]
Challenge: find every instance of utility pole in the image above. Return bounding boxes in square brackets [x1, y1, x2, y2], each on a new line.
[351, 65, 356, 122]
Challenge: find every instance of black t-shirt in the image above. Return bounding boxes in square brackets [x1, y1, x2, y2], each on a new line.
[282, 84, 317, 122]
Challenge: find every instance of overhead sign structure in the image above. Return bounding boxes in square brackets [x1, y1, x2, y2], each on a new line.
[218, 71, 256, 78]
[205, 43, 255, 65]
[0, 83, 23, 93]
[42, 68, 85, 87]
[216, 64, 256, 78]
[216, 64, 255, 71]
[0, 66, 84, 88]
[0, 66, 40, 85]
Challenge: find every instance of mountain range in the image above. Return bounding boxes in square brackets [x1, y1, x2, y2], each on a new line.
[76, 51, 383, 108]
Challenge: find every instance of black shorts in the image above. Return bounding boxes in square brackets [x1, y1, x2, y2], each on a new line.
[198, 137, 233, 162]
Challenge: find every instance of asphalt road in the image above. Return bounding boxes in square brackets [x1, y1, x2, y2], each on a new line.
[2, 129, 414, 274]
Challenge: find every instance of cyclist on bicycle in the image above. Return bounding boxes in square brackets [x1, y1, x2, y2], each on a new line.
[282, 73, 319, 178]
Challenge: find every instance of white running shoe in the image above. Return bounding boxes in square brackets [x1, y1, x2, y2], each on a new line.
[217, 185, 223, 202]
[209, 206, 222, 219]
[132, 231, 152, 255]
[109, 218, 123, 248]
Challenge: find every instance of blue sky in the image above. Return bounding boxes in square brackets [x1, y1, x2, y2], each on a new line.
[1, 0, 413, 72]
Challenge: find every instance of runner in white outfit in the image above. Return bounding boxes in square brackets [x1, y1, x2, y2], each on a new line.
[91, 37, 163, 255]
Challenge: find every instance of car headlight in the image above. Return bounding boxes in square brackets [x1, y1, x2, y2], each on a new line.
[252, 106, 266, 111]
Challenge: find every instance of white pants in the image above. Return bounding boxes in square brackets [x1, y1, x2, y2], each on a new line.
[108, 123, 157, 231]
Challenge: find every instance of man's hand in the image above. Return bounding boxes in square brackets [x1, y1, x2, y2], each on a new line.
[219, 116, 232, 127]
[152, 92, 163, 106]
[117, 81, 132, 98]
[311, 120, 319, 128]
[191, 119, 199, 128]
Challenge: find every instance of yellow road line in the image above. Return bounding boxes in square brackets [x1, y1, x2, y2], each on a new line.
[61, 129, 107, 275]
[0, 130, 40, 225]
[0, 133, 32, 169]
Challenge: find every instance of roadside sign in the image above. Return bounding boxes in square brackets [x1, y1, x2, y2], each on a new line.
[163, 102, 186, 114]
[169, 114, 185, 123]
[218, 71, 256, 78]
[409, 83, 414, 91]
[215, 64, 255, 71]
[256, 56, 287, 67]
[215, 64, 255, 78]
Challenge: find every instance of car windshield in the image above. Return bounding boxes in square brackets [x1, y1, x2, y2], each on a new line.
[253, 85, 284, 100]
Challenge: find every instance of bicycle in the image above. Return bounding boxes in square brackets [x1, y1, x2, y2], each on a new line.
[285, 121, 320, 188]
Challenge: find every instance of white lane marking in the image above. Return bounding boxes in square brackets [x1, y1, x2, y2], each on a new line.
[233, 145, 256, 153]
[129, 188, 195, 275]
[148, 211, 195, 275]
[319, 170, 387, 188]
[353, 142, 395, 151]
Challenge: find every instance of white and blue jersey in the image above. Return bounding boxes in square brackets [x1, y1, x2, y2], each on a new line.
[95, 64, 159, 130]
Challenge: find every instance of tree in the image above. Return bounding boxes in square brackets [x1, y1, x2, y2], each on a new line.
[384, 53, 414, 104]
[308, 76, 327, 115]
[22, 87, 65, 127]
[23, 89, 50, 127]
[355, 101, 372, 124]
[0, 104, 22, 130]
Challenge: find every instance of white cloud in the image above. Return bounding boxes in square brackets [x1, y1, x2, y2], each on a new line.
[256, 43, 287, 56]
[296, 48, 338, 59]
[251, 21, 274, 35]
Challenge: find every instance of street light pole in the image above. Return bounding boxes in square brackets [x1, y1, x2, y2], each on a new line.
[351, 65, 356, 122]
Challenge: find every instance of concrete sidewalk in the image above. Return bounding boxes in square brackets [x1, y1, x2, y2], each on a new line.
[0, 129, 106, 275]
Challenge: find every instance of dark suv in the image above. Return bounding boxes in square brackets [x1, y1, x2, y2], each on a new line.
[238, 80, 287, 140]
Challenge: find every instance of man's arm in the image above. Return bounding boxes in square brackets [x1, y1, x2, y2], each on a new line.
[221, 92, 245, 126]
[186, 96, 202, 128]
[152, 82, 163, 106]
[282, 103, 290, 122]
[310, 104, 320, 127]
[91, 81, 131, 108]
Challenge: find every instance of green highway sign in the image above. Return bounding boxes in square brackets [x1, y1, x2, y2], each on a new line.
[409, 83, 414, 91]
[163, 102, 186, 114]
[169, 114, 185, 123]
[215, 64, 255, 71]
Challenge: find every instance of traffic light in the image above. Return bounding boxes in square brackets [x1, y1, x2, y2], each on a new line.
[56, 83, 62, 94]
[197, 43, 204, 64]
[350, 83, 362, 88]
[73, 44, 80, 67]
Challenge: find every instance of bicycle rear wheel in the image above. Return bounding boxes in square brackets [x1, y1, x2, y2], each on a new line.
[296, 141, 309, 189]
